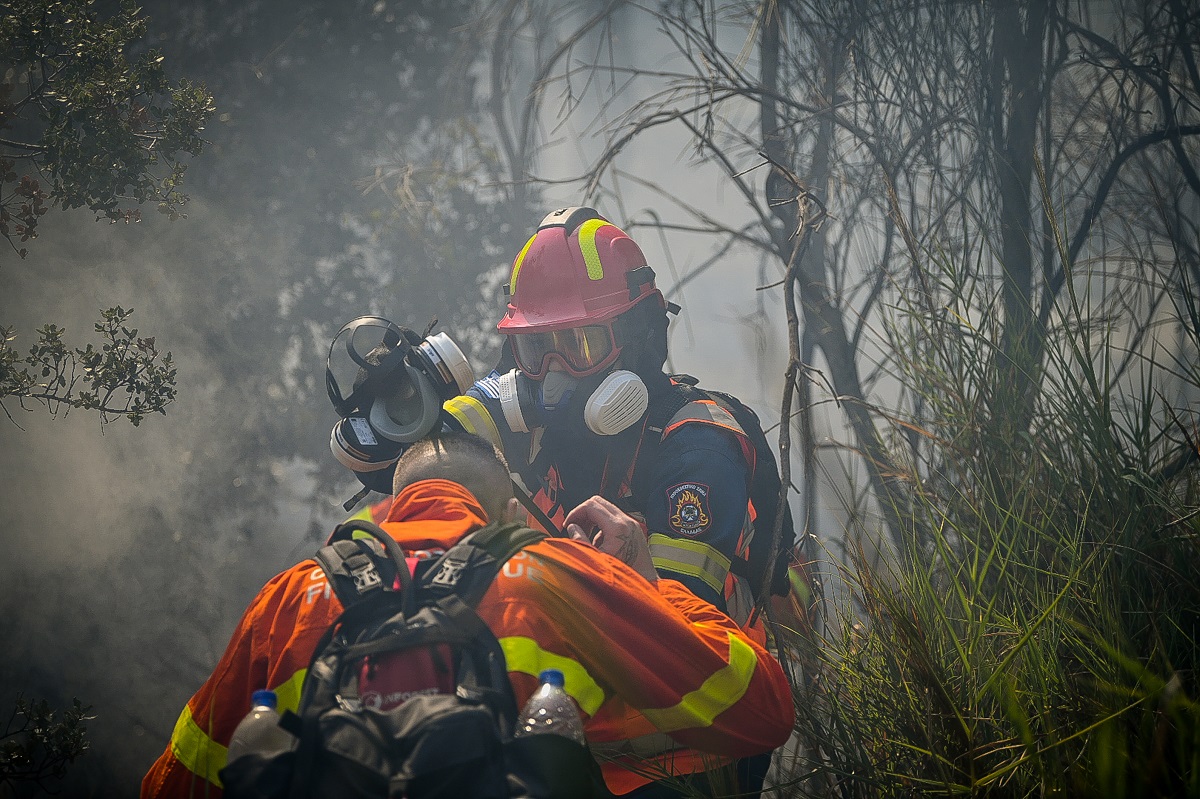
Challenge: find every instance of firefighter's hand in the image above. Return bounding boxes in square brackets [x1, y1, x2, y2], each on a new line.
[564, 496, 657, 583]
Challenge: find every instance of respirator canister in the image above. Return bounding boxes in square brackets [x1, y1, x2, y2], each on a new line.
[497, 368, 648, 436]
[326, 316, 476, 483]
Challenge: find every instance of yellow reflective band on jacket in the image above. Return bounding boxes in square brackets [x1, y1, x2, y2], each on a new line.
[169, 704, 227, 789]
[274, 668, 307, 714]
[640, 631, 757, 732]
[647, 534, 731, 596]
[346, 505, 377, 540]
[168, 666, 308, 789]
[788, 562, 813, 605]
[577, 219, 611, 280]
[345, 505, 374, 523]
[509, 234, 537, 294]
[444, 395, 503, 450]
[498, 635, 606, 716]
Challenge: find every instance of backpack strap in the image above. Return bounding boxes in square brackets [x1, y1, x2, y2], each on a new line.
[700, 388, 796, 598]
[418, 521, 548, 734]
[420, 521, 547, 607]
[316, 518, 413, 608]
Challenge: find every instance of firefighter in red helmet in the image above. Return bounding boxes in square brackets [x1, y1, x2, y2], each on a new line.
[443, 207, 787, 797]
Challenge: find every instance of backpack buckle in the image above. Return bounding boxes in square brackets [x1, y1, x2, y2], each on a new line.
[351, 562, 383, 593]
[430, 556, 468, 588]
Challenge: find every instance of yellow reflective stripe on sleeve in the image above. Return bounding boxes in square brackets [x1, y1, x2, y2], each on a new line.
[168, 669, 308, 789]
[577, 219, 611, 280]
[345, 505, 374, 522]
[509, 234, 537, 294]
[169, 704, 227, 789]
[647, 534, 731, 595]
[273, 668, 307, 714]
[498, 636, 606, 716]
[346, 505, 376, 540]
[444, 395, 503, 449]
[640, 631, 757, 732]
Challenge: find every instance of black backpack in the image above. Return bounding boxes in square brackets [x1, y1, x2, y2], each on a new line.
[220, 518, 612, 799]
[637, 375, 799, 603]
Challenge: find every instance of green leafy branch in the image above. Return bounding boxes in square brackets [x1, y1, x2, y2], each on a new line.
[0, 306, 176, 426]
[0, 695, 92, 791]
[0, 0, 215, 257]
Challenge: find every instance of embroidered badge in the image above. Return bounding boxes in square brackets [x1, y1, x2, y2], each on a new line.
[667, 482, 712, 536]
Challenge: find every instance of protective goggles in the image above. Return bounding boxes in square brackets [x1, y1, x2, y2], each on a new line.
[510, 324, 620, 379]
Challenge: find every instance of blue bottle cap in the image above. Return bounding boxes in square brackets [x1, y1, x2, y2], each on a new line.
[251, 689, 278, 710]
[537, 669, 565, 687]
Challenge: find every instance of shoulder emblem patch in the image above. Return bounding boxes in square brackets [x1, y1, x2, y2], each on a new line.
[667, 482, 712, 536]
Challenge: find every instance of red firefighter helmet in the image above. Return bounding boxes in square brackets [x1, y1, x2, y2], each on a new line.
[499, 208, 666, 378]
[499, 207, 664, 333]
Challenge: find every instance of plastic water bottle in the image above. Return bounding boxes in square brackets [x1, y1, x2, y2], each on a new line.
[226, 689, 295, 763]
[513, 669, 587, 745]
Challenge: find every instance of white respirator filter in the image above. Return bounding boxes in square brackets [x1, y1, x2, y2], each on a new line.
[583, 370, 649, 436]
[329, 418, 402, 473]
[418, 332, 476, 396]
[497, 369, 532, 433]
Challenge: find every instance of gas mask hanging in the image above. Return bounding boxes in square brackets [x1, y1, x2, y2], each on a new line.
[326, 317, 475, 501]
[496, 367, 649, 438]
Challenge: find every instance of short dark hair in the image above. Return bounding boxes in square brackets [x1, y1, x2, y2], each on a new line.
[391, 432, 513, 521]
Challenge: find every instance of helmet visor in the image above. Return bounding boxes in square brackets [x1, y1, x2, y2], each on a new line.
[510, 324, 618, 379]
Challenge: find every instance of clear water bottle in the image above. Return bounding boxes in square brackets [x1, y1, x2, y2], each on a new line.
[226, 689, 295, 763]
[513, 668, 587, 745]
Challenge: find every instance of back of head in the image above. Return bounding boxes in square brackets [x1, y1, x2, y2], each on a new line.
[391, 432, 513, 522]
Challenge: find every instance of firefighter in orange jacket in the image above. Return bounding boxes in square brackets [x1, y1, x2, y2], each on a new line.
[141, 432, 793, 798]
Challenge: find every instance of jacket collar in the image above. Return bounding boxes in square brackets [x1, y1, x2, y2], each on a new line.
[379, 479, 491, 553]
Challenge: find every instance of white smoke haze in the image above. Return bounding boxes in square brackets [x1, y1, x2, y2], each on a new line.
[0, 7, 858, 794]
[7, 162, 394, 782]
[12, 1, 1194, 795]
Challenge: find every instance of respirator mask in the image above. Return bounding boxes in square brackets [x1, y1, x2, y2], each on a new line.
[496, 367, 648, 437]
[326, 316, 475, 501]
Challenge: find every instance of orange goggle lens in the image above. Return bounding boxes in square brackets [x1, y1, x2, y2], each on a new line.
[510, 325, 618, 378]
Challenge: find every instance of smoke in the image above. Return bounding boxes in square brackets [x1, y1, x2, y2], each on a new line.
[0, 197, 322, 795]
[0, 6, 824, 797]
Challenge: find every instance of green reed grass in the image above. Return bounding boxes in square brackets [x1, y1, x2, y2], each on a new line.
[774, 253, 1199, 798]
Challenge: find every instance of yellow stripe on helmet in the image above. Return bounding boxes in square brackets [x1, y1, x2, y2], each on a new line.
[509, 234, 538, 295]
[498, 635, 606, 716]
[577, 218, 611, 280]
[640, 631, 757, 732]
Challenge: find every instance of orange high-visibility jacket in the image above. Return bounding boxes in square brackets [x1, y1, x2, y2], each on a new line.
[141, 479, 793, 797]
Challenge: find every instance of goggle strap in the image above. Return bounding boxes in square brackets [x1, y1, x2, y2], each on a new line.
[626, 265, 656, 299]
